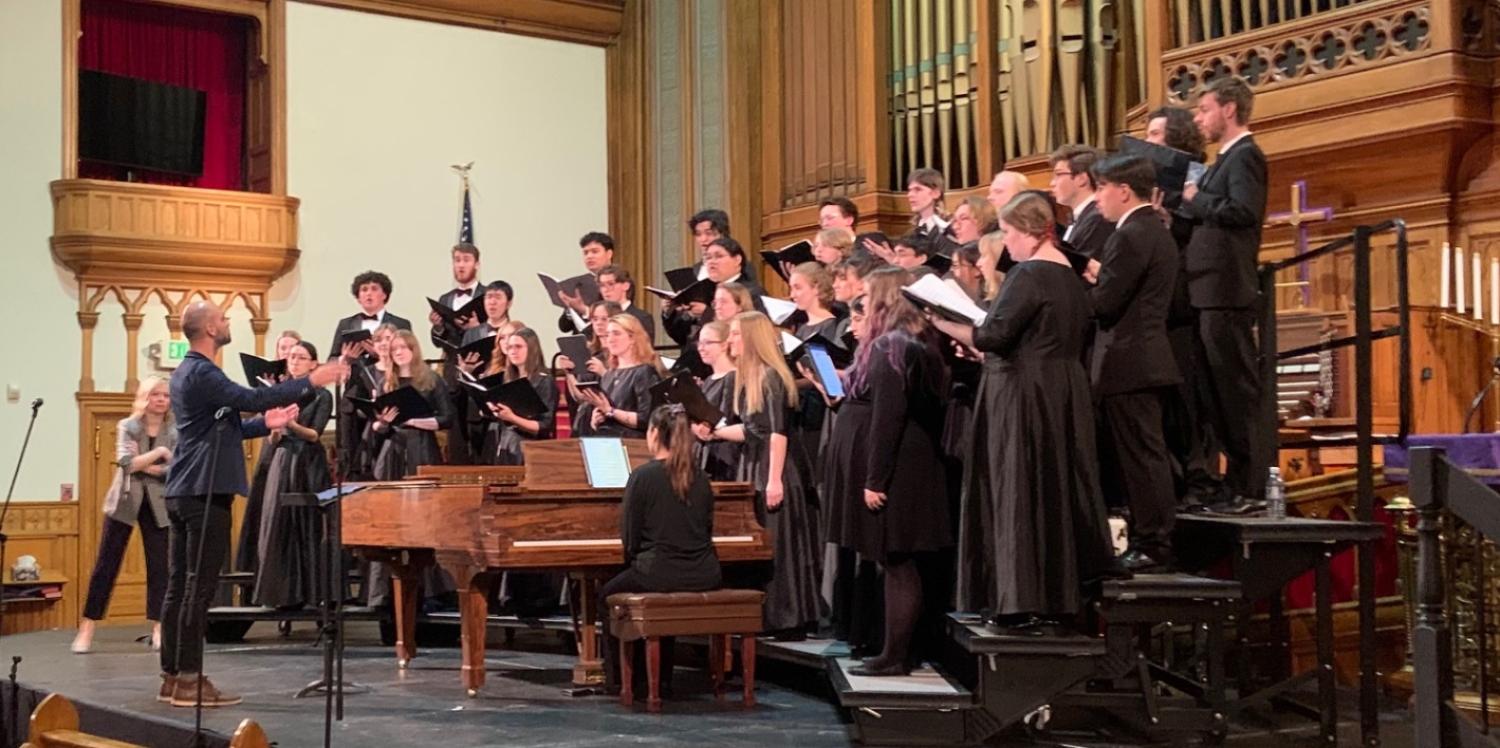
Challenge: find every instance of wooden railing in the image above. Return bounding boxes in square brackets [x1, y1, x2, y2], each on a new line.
[1168, 0, 1379, 47]
[1411, 447, 1500, 746]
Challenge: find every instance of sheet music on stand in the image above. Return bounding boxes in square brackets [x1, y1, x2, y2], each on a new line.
[580, 437, 631, 489]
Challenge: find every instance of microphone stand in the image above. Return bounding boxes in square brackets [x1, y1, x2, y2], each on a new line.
[178, 408, 235, 748]
[1464, 357, 1500, 434]
[296, 363, 365, 748]
[0, 398, 40, 748]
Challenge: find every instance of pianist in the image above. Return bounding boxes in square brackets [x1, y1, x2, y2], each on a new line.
[600, 405, 723, 695]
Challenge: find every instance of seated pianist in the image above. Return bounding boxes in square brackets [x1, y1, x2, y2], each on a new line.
[599, 404, 723, 696]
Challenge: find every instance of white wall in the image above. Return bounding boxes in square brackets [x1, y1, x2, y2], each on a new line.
[277, 3, 609, 359]
[0, 0, 609, 500]
[0, 0, 72, 501]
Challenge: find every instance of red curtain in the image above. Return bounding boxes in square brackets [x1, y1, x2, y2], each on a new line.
[79, 0, 249, 191]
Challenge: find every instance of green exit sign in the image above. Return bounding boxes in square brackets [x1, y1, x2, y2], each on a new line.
[165, 339, 189, 363]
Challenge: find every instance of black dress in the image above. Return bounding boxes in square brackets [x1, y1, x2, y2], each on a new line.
[793, 316, 841, 496]
[252, 388, 333, 608]
[337, 360, 386, 482]
[575, 364, 661, 439]
[699, 371, 741, 481]
[822, 375, 884, 651]
[370, 377, 454, 479]
[736, 375, 822, 632]
[483, 372, 559, 465]
[956, 261, 1115, 617]
[846, 332, 951, 561]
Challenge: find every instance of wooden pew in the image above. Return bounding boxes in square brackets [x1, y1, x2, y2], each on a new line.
[23, 693, 269, 748]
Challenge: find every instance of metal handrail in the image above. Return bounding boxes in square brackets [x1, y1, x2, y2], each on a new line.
[1256, 218, 1409, 745]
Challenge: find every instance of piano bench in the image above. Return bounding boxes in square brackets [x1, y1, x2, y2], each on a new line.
[607, 590, 765, 713]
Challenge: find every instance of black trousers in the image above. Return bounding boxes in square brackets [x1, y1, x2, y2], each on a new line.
[1164, 321, 1218, 501]
[1097, 390, 1177, 556]
[160, 495, 233, 676]
[82, 502, 168, 621]
[1195, 308, 1262, 499]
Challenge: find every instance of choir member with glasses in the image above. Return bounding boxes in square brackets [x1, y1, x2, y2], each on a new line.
[929, 192, 1118, 633]
[481, 327, 558, 465]
[818, 197, 859, 231]
[1049, 145, 1113, 259]
[693, 321, 741, 482]
[249, 339, 334, 610]
[597, 264, 656, 338]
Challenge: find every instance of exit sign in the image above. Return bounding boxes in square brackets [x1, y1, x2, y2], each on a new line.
[155, 339, 190, 369]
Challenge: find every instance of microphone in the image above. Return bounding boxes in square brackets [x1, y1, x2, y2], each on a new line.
[29, 398, 41, 413]
[213, 406, 234, 422]
[1463, 357, 1500, 433]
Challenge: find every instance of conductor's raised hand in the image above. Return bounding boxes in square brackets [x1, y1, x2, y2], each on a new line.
[264, 404, 300, 430]
[309, 359, 350, 388]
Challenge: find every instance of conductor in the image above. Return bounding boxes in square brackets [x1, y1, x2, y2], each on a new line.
[158, 301, 347, 708]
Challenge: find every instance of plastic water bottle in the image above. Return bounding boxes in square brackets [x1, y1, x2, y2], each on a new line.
[1265, 467, 1286, 520]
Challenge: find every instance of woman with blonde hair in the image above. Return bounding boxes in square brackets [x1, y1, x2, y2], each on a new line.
[576, 314, 664, 439]
[337, 323, 398, 482]
[693, 320, 741, 481]
[929, 191, 1116, 631]
[73, 376, 175, 653]
[811, 227, 856, 266]
[369, 329, 452, 478]
[239, 328, 304, 575]
[711, 282, 756, 326]
[702, 311, 821, 636]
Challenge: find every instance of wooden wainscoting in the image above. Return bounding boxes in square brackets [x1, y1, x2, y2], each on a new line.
[0, 502, 79, 635]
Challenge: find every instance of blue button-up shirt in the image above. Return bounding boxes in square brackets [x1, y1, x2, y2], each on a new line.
[166, 351, 315, 498]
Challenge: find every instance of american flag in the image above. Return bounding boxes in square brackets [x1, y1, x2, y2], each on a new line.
[458, 182, 475, 245]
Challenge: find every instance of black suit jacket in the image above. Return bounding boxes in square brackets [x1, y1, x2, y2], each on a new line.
[328, 311, 411, 362]
[1089, 208, 1183, 397]
[431, 284, 482, 383]
[1064, 200, 1114, 259]
[1179, 135, 1268, 309]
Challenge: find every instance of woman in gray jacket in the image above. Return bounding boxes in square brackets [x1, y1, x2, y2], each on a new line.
[71, 375, 175, 654]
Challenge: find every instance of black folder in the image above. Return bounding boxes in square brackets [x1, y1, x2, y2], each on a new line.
[649, 372, 726, 426]
[426, 295, 487, 327]
[347, 385, 435, 424]
[644, 278, 717, 308]
[239, 353, 287, 387]
[435, 333, 496, 370]
[459, 376, 549, 419]
[1119, 135, 1195, 194]
[538, 273, 601, 309]
[760, 240, 815, 283]
[784, 333, 853, 369]
[556, 335, 599, 383]
[663, 266, 699, 292]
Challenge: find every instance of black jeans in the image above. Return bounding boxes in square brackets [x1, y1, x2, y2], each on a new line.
[82, 502, 168, 621]
[160, 495, 233, 676]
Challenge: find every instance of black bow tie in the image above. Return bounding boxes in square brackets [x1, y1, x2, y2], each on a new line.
[358, 313, 379, 321]
[454, 287, 475, 297]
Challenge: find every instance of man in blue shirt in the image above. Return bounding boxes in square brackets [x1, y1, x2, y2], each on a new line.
[159, 301, 346, 708]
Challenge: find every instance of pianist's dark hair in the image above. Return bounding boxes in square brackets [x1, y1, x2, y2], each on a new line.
[649, 405, 698, 500]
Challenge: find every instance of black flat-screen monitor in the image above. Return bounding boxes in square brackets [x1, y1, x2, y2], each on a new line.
[78, 69, 206, 177]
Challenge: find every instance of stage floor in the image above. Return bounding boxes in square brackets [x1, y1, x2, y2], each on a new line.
[10, 622, 1420, 747]
[11, 622, 852, 747]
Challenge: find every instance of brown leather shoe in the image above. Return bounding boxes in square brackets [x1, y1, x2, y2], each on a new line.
[169, 674, 242, 708]
[157, 673, 176, 703]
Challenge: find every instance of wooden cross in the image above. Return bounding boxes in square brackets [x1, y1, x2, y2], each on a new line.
[1266, 180, 1333, 309]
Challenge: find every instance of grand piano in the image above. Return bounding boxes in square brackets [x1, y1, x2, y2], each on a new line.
[340, 439, 771, 695]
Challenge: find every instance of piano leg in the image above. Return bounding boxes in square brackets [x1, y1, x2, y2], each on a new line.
[572, 573, 605, 687]
[390, 570, 419, 669]
[460, 572, 494, 697]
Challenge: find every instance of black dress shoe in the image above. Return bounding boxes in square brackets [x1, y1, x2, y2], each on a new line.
[1211, 496, 1266, 515]
[1180, 501, 1212, 514]
[1119, 549, 1166, 573]
[849, 660, 911, 677]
